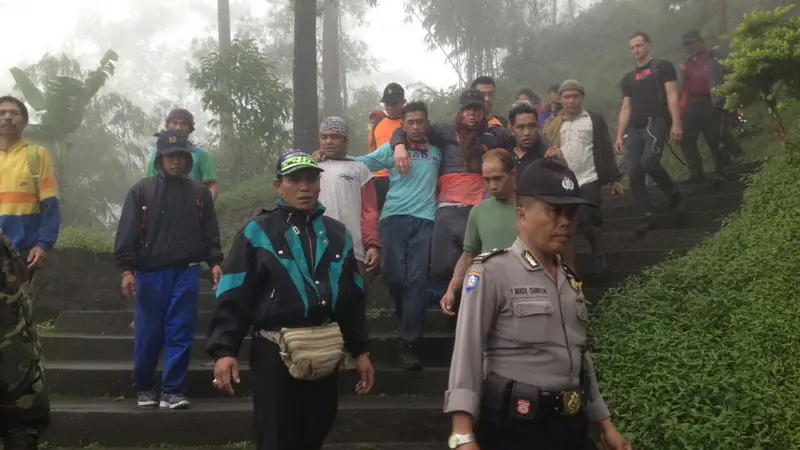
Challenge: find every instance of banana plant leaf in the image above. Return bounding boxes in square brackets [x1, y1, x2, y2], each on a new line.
[83, 50, 119, 103]
[41, 76, 85, 137]
[8, 68, 47, 111]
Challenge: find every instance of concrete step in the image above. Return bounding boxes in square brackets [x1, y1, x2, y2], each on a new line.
[600, 177, 748, 207]
[45, 361, 449, 399]
[603, 209, 730, 233]
[39, 333, 455, 367]
[43, 397, 447, 446]
[56, 287, 611, 336]
[600, 191, 741, 221]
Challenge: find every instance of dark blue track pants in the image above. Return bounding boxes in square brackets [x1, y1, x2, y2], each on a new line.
[132, 265, 200, 394]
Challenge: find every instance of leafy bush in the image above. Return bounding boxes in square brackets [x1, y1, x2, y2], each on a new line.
[719, 6, 800, 110]
[592, 145, 800, 449]
[55, 227, 115, 253]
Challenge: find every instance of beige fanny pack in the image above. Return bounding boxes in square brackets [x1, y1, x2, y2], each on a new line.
[259, 322, 345, 381]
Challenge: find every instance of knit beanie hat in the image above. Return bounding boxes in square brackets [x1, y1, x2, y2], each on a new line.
[319, 116, 349, 139]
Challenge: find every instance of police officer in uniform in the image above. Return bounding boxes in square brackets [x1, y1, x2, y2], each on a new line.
[206, 151, 375, 450]
[443, 158, 631, 450]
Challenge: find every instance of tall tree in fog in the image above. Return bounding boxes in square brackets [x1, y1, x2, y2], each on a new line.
[321, 0, 378, 118]
[218, 0, 235, 151]
[405, 0, 551, 83]
[293, 0, 319, 151]
[322, 0, 344, 117]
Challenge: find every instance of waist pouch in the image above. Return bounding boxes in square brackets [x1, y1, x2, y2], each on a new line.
[259, 322, 345, 381]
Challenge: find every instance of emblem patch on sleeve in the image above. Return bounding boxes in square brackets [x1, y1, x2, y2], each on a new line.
[465, 270, 481, 293]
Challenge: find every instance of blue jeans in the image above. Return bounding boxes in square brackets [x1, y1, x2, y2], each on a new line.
[379, 215, 434, 344]
[625, 117, 676, 214]
[133, 265, 200, 394]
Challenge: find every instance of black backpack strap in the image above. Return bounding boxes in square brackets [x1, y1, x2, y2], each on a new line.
[139, 177, 160, 246]
[188, 179, 205, 221]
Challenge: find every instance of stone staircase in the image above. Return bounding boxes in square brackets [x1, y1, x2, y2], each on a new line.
[39, 163, 758, 449]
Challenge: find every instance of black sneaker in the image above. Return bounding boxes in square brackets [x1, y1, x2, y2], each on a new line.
[159, 393, 190, 410]
[399, 344, 422, 371]
[136, 390, 159, 408]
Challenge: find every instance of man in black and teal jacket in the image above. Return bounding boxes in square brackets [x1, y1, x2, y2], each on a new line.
[206, 150, 375, 450]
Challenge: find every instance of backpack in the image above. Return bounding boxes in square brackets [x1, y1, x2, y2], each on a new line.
[25, 144, 41, 197]
[138, 176, 205, 244]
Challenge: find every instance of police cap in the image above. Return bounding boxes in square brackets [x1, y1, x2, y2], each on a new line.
[517, 158, 594, 206]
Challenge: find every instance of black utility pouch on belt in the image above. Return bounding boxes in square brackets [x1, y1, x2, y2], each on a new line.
[481, 373, 542, 423]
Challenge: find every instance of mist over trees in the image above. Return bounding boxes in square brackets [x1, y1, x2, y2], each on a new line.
[4, 0, 795, 229]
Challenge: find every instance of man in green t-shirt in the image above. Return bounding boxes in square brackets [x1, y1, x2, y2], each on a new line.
[440, 148, 518, 316]
[146, 109, 219, 200]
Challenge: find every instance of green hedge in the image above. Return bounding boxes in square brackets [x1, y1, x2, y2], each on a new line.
[55, 227, 115, 253]
[592, 147, 800, 449]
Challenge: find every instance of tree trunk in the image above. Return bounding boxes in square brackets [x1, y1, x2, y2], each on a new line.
[322, 0, 343, 118]
[717, 0, 728, 35]
[217, 0, 234, 160]
[293, 0, 320, 152]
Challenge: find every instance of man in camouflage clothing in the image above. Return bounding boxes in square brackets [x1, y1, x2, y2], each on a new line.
[0, 230, 49, 450]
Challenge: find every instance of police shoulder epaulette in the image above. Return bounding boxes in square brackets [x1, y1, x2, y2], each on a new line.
[561, 261, 583, 284]
[472, 248, 508, 264]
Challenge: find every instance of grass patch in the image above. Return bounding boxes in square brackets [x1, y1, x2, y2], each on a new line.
[592, 146, 800, 449]
[55, 227, 115, 253]
[214, 173, 277, 214]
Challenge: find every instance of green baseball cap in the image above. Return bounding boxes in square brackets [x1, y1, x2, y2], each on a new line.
[276, 150, 323, 177]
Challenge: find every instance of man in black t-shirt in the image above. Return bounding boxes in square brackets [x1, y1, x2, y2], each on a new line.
[615, 31, 685, 235]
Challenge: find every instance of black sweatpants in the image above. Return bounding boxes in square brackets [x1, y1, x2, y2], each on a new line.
[429, 205, 472, 285]
[476, 410, 596, 450]
[681, 96, 743, 178]
[250, 336, 339, 450]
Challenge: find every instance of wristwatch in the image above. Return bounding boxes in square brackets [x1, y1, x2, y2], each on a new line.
[448, 433, 476, 449]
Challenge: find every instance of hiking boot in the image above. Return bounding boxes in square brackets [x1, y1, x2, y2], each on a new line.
[634, 216, 656, 236]
[159, 393, 190, 410]
[136, 390, 159, 408]
[399, 343, 422, 371]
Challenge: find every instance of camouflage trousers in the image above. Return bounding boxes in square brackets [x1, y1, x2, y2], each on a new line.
[0, 287, 50, 449]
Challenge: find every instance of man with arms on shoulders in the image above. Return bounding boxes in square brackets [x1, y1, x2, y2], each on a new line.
[328, 102, 441, 370]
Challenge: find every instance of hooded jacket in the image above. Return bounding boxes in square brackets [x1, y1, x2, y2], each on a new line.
[114, 148, 223, 273]
[206, 200, 370, 360]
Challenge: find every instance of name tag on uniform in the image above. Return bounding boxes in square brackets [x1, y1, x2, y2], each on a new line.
[510, 286, 548, 299]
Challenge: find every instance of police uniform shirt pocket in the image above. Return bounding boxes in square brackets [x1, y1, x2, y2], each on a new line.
[510, 299, 553, 345]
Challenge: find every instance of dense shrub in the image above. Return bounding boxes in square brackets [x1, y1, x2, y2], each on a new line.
[592, 146, 800, 449]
